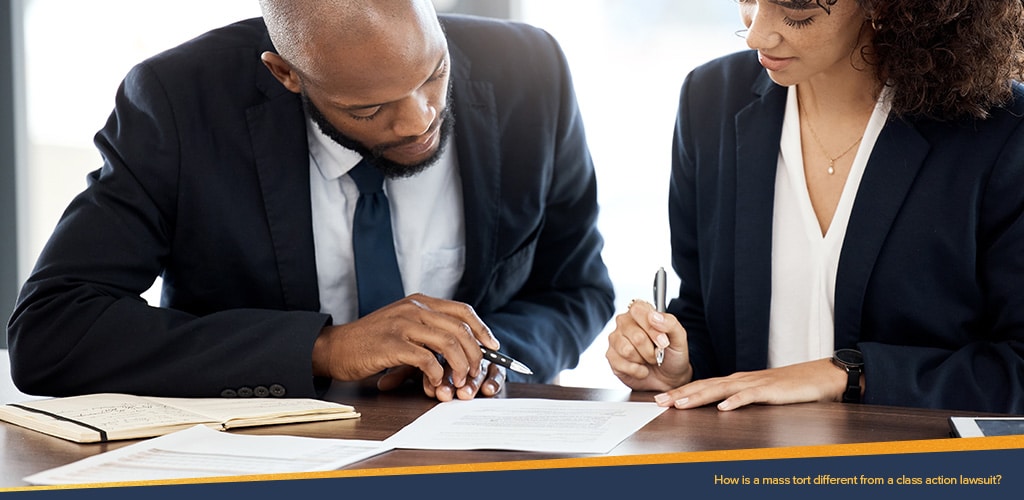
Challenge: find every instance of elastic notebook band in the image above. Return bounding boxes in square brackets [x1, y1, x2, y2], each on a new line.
[9, 403, 109, 442]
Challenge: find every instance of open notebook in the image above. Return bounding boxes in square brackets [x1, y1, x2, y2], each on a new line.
[0, 393, 359, 443]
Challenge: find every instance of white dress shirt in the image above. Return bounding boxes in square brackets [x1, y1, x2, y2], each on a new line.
[307, 119, 466, 325]
[767, 85, 891, 368]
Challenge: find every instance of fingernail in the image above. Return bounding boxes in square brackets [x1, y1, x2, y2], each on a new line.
[459, 386, 473, 398]
[650, 311, 665, 324]
[656, 333, 670, 348]
[654, 393, 671, 405]
[674, 397, 689, 408]
[717, 400, 730, 411]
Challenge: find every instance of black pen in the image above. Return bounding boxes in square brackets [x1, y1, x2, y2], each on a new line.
[481, 346, 534, 375]
[653, 267, 667, 366]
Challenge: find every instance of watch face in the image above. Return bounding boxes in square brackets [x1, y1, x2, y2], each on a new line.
[835, 348, 864, 366]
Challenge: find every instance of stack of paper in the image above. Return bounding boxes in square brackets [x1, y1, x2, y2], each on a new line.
[24, 425, 391, 485]
[18, 396, 667, 485]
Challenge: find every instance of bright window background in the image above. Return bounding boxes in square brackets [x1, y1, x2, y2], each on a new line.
[518, 2, 747, 388]
[20, 1, 747, 390]
[20, 0, 263, 286]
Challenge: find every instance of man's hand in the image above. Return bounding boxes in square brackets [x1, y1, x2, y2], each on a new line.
[312, 293, 500, 398]
[377, 362, 507, 401]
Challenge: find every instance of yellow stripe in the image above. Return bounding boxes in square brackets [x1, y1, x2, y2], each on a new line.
[5, 435, 1021, 492]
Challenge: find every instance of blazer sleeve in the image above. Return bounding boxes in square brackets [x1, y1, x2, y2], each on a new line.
[666, 69, 721, 381]
[468, 25, 615, 383]
[6, 60, 331, 399]
[665, 52, 777, 382]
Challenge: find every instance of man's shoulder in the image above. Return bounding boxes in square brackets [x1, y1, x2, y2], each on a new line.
[439, 13, 550, 40]
[124, 17, 278, 101]
[439, 14, 559, 62]
[143, 17, 269, 67]
[439, 14, 571, 92]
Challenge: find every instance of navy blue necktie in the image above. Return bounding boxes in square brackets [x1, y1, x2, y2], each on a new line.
[349, 160, 405, 317]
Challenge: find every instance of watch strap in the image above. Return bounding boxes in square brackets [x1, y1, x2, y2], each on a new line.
[832, 349, 863, 404]
[841, 367, 861, 404]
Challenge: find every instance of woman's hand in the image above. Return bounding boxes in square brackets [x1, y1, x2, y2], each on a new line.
[605, 300, 693, 392]
[655, 358, 849, 411]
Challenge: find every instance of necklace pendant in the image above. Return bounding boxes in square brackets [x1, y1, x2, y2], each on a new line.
[827, 161, 835, 175]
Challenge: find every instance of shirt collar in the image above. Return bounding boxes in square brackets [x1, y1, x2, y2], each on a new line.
[306, 115, 364, 181]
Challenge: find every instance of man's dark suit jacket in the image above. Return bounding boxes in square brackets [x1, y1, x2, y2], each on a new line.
[7, 16, 614, 398]
[670, 51, 1024, 413]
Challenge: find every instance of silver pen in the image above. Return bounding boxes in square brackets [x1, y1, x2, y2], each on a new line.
[653, 267, 667, 366]
[481, 346, 534, 375]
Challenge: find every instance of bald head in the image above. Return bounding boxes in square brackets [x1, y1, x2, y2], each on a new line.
[259, 0, 442, 77]
[257, 0, 453, 174]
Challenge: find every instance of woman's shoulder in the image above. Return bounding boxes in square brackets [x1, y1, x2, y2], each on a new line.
[917, 80, 1024, 132]
[685, 50, 764, 88]
[677, 50, 778, 116]
[1005, 80, 1024, 116]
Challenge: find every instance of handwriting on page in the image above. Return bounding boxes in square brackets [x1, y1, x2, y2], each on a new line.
[149, 397, 349, 422]
[41, 397, 203, 428]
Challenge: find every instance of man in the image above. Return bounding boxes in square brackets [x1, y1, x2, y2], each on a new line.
[7, 0, 613, 401]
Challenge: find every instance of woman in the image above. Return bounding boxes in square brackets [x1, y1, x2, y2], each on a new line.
[607, 0, 1024, 413]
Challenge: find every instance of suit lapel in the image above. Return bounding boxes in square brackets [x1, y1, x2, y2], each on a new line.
[247, 59, 321, 311]
[447, 43, 502, 305]
[733, 74, 786, 371]
[834, 118, 929, 348]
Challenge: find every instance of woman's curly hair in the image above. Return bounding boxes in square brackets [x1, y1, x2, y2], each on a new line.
[858, 0, 1024, 120]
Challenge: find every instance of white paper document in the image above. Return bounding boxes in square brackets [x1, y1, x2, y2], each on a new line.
[384, 398, 667, 454]
[25, 425, 392, 486]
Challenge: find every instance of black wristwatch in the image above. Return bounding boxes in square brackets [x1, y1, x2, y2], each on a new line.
[831, 348, 864, 404]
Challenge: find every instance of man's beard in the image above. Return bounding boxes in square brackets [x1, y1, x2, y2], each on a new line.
[302, 91, 455, 179]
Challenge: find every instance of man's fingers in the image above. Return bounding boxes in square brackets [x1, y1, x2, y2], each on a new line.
[317, 295, 497, 389]
[480, 363, 506, 397]
[413, 295, 498, 350]
[377, 365, 418, 391]
[397, 297, 488, 382]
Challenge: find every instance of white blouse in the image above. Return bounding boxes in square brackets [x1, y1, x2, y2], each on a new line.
[767, 85, 891, 368]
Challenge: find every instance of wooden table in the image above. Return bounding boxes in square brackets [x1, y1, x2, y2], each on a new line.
[0, 382, 983, 487]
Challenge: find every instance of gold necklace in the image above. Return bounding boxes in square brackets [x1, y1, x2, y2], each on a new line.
[803, 117, 863, 175]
